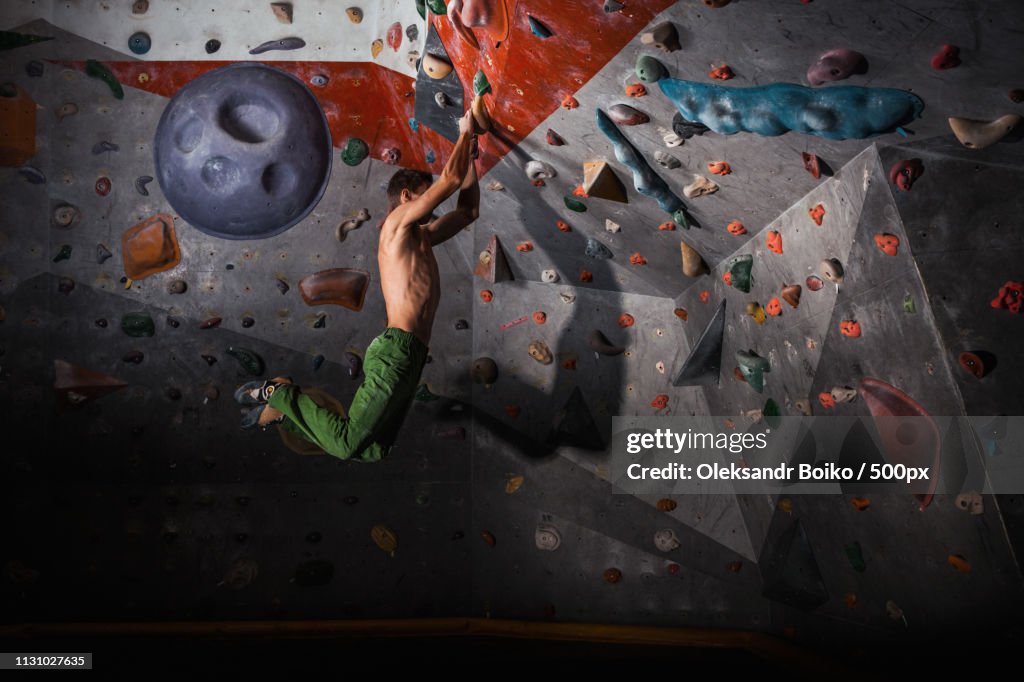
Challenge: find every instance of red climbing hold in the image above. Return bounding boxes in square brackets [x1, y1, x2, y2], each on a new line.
[990, 281, 1023, 313]
[532, 311, 547, 325]
[801, 152, 822, 179]
[931, 44, 961, 70]
[532, 179, 546, 187]
[958, 351, 987, 379]
[889, 159, 924, 191]
[708, 64, 734, 80]
[618, 313, 635, 328]
[579, 270, 593, 282]
[572, 185, 588, 197]
[674, 308, 688, 321]
[562, 357, 577, 370]
[840, 320, 862, 338]
[708, 161, 732, 175]
[767, 230, 783, 254]
[629, 252, 647, 266]
[722, 272, 732, 285]
[95, 176, 111, 196]
[806, 275, 824, 291]
[386, 22, 402, 51]
[561, 94, 579, 110]
[651, 394, 669, 410]
[625, 83, 647, 97]
[874, 233, 900, 256]
[556, 220, 571, 232]
[819, 392, 836, 409]
[733, 367, 746, 382]
[727, 220, 747, 235]
[546, 129, 565, 146]
[658, 221, 676, 231]
[809, 203, 825, 225]
[516, 241, 534, 252]
[480, 289, 493, 302]
[699, 290, 710, 303]
[667, 563, 680, 575]
[766, 297, 782, 317]
[504, 405, 521, 418]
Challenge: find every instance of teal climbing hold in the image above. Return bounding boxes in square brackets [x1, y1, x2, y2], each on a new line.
[736, 349, 770, 393]
[415, 0, 426, 20]
[408, 117, 419, 132]
[128, 32, 151, 55]
[595, 109, 684, 214]
[564, 197, 587, 212]
[426, 0, 446, 16]
[121, 312, 155, 338]
[763, 398, 781, 428]
[415, 383, 440, 402]
[528, 16, 552, 38]
[473, 69, 491, 96]
[0, 30, 54, 52]
[673, 207, 691, 229]
[226, 347, 265, 376]
[52, 244, 72, 263]
[727, 254, 754, 293]
[636, 55, 668, 83]
[426, 150, 435, 163]
[845, 541, 866, 573]
[85, 60, 124, 100]
[341, 137, 369, 166]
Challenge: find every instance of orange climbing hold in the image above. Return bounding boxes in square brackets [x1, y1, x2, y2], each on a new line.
[809, 203, 826, 225]
[618, 313, 635, 328]
[699, 290, 710, 303]
[674, 308, 688, 320]
[516, 241, 534, 252]
[766, 230, 783, 254]
[722, 272, 732, 285]
[572, 185, 588, 197]
[531, 179, 546, 187]
[766, 297, 782, 317]
[947, 554, 971, 573]
[504, 405, 521, 418]
[708, 161, 732, 175]
[532, 311, 547, 325]
[844, 593, 859, 609]
[556, 220, 571, 232]
[579, 270, 593, 282]
[480, 289, 493, 302]
[656, 498, 677, 511]
[625, 83, 647, 97]
[874, 233, 900, 256]
[819, 392, 836, 409]
[658, 221, 676, 231]
[629, 252, 648, 266]
[727, 220, 747, 235]
[840, 320, 861, 338]
[651, 394, 669, 410]
[561, 94, 579, 109]
[850, 497, 871, 511]
[708, 64, 734, 80]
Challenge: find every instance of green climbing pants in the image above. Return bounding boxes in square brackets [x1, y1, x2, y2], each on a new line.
[268, 328, 429, 462]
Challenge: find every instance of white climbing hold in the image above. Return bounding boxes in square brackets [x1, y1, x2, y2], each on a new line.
[486, 180, 505, 191]
[525, 159, 556, 181]
[559, 292, 576, 304]
[683, 175, 719, 198]
[535, 524, 561, 551]
[654, 528, 680, 552]
[605, 218, 621, 233]
[542, 269, 560, 283]
[654, 151, 681, 169]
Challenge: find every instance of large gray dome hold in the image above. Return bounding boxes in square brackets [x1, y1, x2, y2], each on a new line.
[154, 63, 332, 240]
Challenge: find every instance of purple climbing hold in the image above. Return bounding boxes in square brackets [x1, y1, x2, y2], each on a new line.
[806, 49, 868, 86]
[607, 103, 650, 126]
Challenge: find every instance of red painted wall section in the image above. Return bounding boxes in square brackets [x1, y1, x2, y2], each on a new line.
[434, 0, 675, 175]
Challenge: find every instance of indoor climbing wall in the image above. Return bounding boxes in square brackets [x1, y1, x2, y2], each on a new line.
[2, 0, 1024, 651]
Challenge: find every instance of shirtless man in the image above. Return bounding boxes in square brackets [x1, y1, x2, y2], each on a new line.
[234, 108, 480, 461]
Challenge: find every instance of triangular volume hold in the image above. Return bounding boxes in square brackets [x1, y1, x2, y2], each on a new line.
[53, 359, 128, 409]
[551, 386, 605, 450]
[582, 161, 628, 203]
[760, 519, 829, 610]
[474, 234, 513, 283]
[672, 299, 725, 386]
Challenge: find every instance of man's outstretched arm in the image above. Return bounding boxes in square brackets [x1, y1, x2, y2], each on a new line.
[427, 154, 479, 246]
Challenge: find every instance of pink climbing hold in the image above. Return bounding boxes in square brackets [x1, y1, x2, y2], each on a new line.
[386, 22, 403, 51]
[930, 44, 960, 70]
[381, 147, 401, 165]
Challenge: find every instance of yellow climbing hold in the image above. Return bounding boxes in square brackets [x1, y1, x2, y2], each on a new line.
[371, 39, 383, 59]
[371, 524, 398, 557]
[505, 475, 524, 494]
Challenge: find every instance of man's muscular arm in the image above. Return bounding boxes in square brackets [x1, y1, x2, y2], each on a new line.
[427, 150, 480, 246]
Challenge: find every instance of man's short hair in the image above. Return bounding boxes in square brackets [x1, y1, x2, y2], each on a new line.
[386, 169, 433, 211]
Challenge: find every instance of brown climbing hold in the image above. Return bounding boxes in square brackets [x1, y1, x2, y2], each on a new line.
[640, 21, 680, 53]
[561, 95, 579, 110]
[850, 497, 871, 511]
[95, 177, 111, 196]
[766, 297, 782, 317]
[658, 221, 676, 231]
[618, 313, 634, 328]
[708, 65, 734, 80]
[629, 252, 647, 266]
[504, 405, 521, 419]
[746, 302, 766, 325]
[840, 320, 861, 338]
[947, 554, 971, 573]
[948, 114, 1021, 150]
[505, 475, 525, 494]
[656, 498, 677, 512]
[199, 317, 222, 329]
[579, 270, 593, 283]
[873, 233, 900, 256]
[121, 213, 181, 280]
[270, 2, 293, 23]
[53, 359, 127, 410]
[532, 311, 547, 325]
[674, 308, 688, 321]
[422, 53, 451, 79]
[781, 284, 802, 308]
[603, 567, 622, 584]
[370, 39, 383, 59]
[651, 394, 669, 410]
[132, 0, 149, 14]
[801, 152, 821, 179]
[1010, 89, 1024, 103]
[708, 161, 731, 175]
[298, 268, 370, 311]
[546, 129, 565, 145]
[582, 161, 628, 202]
[958, 351, 988, 379]
[727, 220, 747, 235]
[474, 234, 513, 283]
[766, 230, 783, 254]
[528, 340, 553, 365]
[680, 240, 708, 277]
[480, 289, 493, 302]
[589, 330, 625, 356]
[625, 83, 647, 97]
[607, 103, 649, 126]
[562, 357, 577, 370]
[371, 525, 398, 557]
[809, 203, 825, 225]
[472, 357, 498, 385]
[346, 7, 363, 23]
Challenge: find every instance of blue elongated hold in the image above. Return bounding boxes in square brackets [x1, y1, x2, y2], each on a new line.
[528, 15, 552, 38]
[657, 79, 925, 140]
[595, 108, 684, 214]
[249, 37, 306, 55]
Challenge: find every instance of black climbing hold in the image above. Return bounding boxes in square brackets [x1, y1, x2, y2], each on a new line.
[604, 0, 624, 12]
[26, 60, 43, 77]
[550, 387, 604, 450]
[672, 112, 711, 140]
[165, 387, 182, 401]
[249, 37, 306, 55]
[128, 32, 151, 55]
[406, 24, 418, 42]
[201, 354, 217, 366]
[134, 175, 153, 196]
[95, 318, 108, 328]
[167, 279, 187, 295]
[760, 519, 828, 609]
[276, 278, 289, 294]
[166, 316, 180, 328]
[58, 277, 75, 295]
[589, 329, 625, 356]
[0, 82, 16, 98]
[313, 314, 326, 329]
[226, 264, 235, 270]
[241, 316, 255, 328]
[455, 318, 469, 330]
[52, 245, 72, 263]
[92, 140, 119, 155]
[18, 166, 45, 184]
[673, 299, 726, 387]
[345, 352, 363, 379]
[312, 354, 325, 371]
[205, 39, 221, 54]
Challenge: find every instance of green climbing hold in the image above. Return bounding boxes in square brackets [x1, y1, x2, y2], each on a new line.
[727, 254, 754, 293]
[85, 60, 124, 100]
[52, 244, 72, 263]
[564, 197, 587, 213]
[736, 350, 770, 393]
[473, 69, 492, 97]
[226, 347, 265, 376]
[121, 312, 155, 338]
[415, 383, 440, 402]
[903, 294, 916, 313]
[415, 0, 426, 20]
[845, 541, 866, 573]
[636, 55, 668, 84]
[763, 398, 781, 429]
[341, 137, 369, 166]
[0, 30, 54, 52]
[673, 207, 691, 230]
[426, 0, 446, 16]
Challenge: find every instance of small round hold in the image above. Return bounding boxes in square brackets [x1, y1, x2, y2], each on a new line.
[95, 177, 112, 196]
[958, 351, 990, 379]
[471, 357, 498, 385]
[167, 279, 187, 295]
[201, 354, 217, 366]
[128, 32, 152, 55]
[205, 39, 221, 54]
[132, 0, 149, 14]
[166, 387, 182, 401]
[241, 316, 255, 328]
[306, 531, 322, 544]
[454, 318, 469, 330]
[95, 318, 108, 328]
[203, 386, 219, 401]
[310, 74, 329, 87]
[603, 567, 623, 584]
[166, 316, 181, 328]
[57, 277, 75, 295]
[26, 60, 44, 78]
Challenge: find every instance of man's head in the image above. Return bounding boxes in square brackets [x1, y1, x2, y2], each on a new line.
[386, 168, 433, 213]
